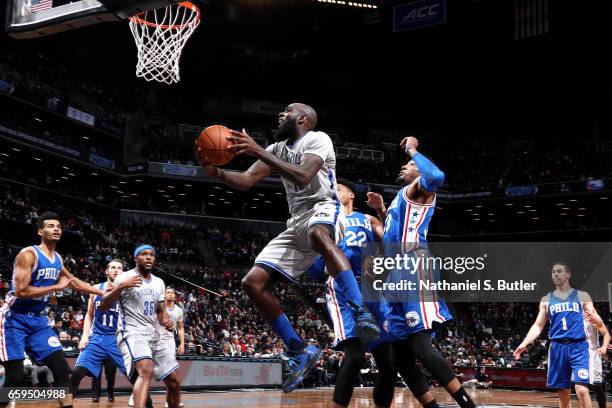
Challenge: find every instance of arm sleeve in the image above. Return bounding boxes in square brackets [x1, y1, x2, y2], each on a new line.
[412, 152, 445, 192]
[303, 133, 333, 162]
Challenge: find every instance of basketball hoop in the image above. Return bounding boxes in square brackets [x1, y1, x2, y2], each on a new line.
[129, 2, 201, 85]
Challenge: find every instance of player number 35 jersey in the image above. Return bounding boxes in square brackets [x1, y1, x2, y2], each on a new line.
[115, 269, 165, 337]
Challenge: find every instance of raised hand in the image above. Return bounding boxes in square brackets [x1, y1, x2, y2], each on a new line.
[366, 192, 385, 211]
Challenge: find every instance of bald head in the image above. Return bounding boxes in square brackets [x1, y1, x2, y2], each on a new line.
[276, 103, 319, 141]
[291, 103, 318, 130]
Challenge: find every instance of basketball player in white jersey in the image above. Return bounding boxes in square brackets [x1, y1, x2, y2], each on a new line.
[583, 309, 610, 408]
[100, 245, 181, 408]
[196, 103, 379, 392]
[129, 287, 185, 408]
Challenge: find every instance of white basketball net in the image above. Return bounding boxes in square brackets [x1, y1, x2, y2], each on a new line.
[129, 2, 201, 85]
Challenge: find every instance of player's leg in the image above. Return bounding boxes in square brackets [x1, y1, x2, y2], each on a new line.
[132, 359, 154, 408]
[25, 317, 70, 406]
[0, 310, 29, 402]
[308, 212, 379, 342]
[90, 368, 102, 401]
[41, 350, 73, 406]
[392, 339, 441, 408]
[558, 389, 571, 408]
[371, 342, 397, 408]
[70, 360, 95, 397]
[593, 382, 606, 408]
[162, 371, 181, 408]
[571, 341, 593, 408]
[397, 333, 476, 408]
[103, 358, 117, 401]
[153, 337, 181, 408]
[331, 338, 366, 408]
[118, 333, 155, 408]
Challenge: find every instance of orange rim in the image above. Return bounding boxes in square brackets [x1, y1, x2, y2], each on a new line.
[129, 1, 201, 30]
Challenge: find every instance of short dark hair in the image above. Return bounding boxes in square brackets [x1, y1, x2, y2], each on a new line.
[552, 262, 572, 273]
[336, 178, 356, 195]
[37, 212, 60, 229]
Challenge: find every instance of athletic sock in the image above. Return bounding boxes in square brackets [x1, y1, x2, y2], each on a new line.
[451, 387, 477, 408]
[334, 270, 363, 304]
[269, 313, 305, 353]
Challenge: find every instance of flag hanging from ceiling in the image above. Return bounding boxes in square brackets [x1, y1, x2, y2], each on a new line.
[514, 0, 549, 39]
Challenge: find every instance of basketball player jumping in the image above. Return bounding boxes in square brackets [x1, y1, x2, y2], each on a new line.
[307, 179, 443, 408]
[0, 212, 108, 408]
[514, 262, 603, 408]
[375, 137, 479, 408]
[197, 103, 379, 392]
[100, 245, 181, 408]
[70, 259, 127, 402]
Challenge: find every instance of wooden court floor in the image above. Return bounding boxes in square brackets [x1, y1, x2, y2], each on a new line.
[15, 387, 612, 408]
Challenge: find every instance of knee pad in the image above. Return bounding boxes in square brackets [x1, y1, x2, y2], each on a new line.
[405, 373, 430, 398]
[43, 351, 71, 387]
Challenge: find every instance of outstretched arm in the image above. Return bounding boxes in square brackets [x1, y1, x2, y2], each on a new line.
[198, 152, 272, 192]
[62, 266, 104, 296]
[514, 298, 548, 359]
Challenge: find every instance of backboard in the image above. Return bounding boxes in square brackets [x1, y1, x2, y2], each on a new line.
[5, 0, 175, 39]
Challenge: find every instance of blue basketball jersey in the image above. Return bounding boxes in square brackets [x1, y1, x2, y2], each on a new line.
[92, 282, 120, 335]
[7, 246, 62, 314]
[344, 211, 376, 249]
[383, 186, 435, 247]
[547, 289, 586, 341]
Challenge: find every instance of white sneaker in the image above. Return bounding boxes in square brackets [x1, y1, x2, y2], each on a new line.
[164, 403, 185, 407]
[128, 394, 135, 407]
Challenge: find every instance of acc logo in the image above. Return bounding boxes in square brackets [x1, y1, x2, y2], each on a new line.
[405, 311, 420, 328]
[402, 4, 440, 22]
[48, 336, 61, 347]
[314, 212, 330, 218]
[577, 369, 589, 379]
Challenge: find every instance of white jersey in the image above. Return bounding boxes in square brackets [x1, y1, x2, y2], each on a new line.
[266, 131, 337, 216]
[585, 321, 600, 349]
[115, 269, 165, 337]
[156, 304, 184, 342]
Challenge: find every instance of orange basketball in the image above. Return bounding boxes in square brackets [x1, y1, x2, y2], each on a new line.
[194, 125, 236, 166]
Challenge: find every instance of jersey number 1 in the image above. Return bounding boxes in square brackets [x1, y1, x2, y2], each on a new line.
[561, 317, 568, 331]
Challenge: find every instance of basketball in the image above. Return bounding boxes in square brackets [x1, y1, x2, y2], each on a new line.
[194, 125, 236, 166]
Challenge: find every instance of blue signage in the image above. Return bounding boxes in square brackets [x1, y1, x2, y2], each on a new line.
[394, 0, 446, 32]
